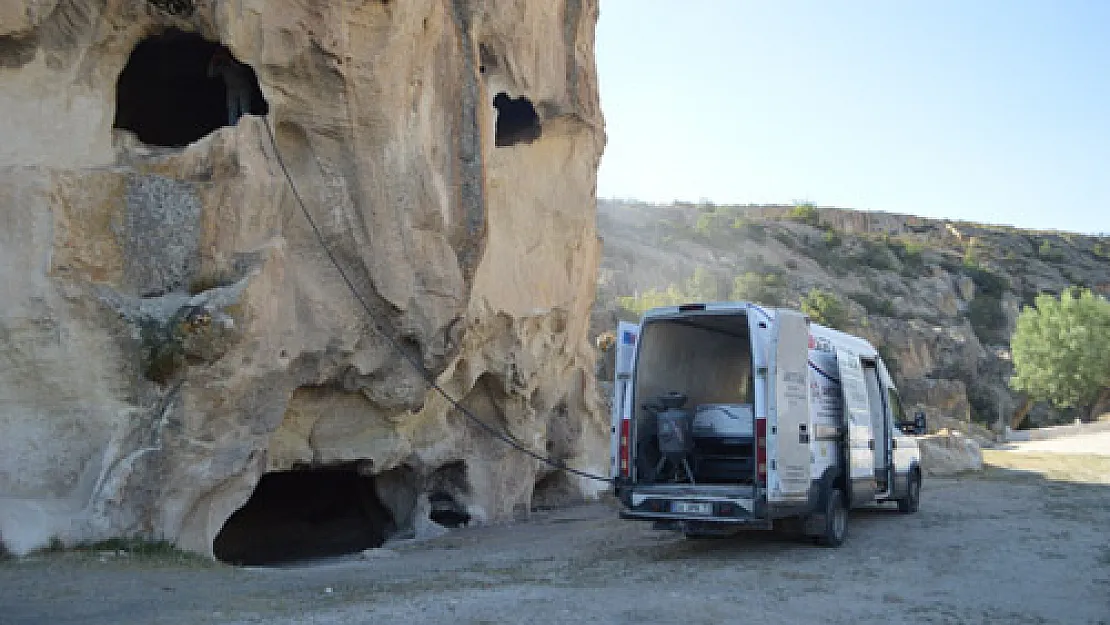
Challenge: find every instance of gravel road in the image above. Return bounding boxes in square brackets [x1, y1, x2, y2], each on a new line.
[3, 454, 1108, 625]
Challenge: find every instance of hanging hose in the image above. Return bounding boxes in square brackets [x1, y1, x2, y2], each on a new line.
[261, 118, 614, 484]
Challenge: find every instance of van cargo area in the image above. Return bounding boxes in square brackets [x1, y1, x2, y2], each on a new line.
[632, 312, 756, 488]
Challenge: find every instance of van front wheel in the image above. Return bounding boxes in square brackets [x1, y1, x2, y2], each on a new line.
[816, 488, 847, 547]
[897, 471, 921, 514]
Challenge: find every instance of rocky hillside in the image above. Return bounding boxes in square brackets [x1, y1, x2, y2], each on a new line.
[1, 0, 605, 559]
[593, 199, 1110, 433]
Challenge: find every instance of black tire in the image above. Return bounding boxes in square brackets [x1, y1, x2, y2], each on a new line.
[897, 470, 921, 514]
[816, 488, 847, 547]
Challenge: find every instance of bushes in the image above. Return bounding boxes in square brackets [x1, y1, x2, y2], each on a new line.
[730, 271, 786, 307]
[962, 265, 1009, 297]
[968, 294, 1006, 345]
[965, 265, 1008, 345]
[1093, 240, 1110, 260]
[617, 285, 686, 317]
[887, 238, 926, 276]
[857, 239, 900, 271]
[786, 202, 821, 227]
[617, 267, 723, 316]
[1037, 240, 1064, 262]
[801, 288, 848, 330]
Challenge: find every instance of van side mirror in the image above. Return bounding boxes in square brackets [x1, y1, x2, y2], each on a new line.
[899, 410, 927, 435]
[912, 410, 927, 435]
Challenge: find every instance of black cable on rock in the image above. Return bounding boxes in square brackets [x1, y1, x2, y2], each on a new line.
[261, 118, 613, 484]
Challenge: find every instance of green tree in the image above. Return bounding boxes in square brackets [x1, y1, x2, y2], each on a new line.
[1010, 288, 1110, 419]
[801, 288, 848, 330]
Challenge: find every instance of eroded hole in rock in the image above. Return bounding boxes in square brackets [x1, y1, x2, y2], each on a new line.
[532, 470, 579, 511]
[114, 29, 268, 148]
[427, 460, 471, 528]
[429, 492, 471, 528]
[213, 462, 394, 565]
[493, 92, 541, 147]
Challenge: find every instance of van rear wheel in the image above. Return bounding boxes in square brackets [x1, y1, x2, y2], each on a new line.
[816, 488, 847, 547]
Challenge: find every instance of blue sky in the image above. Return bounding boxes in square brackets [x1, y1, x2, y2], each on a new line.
[595, 1, 1110, 234]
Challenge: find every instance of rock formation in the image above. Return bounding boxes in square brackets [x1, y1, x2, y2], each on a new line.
[0, 0, 607, 560]
[594, 199, 1110, 435]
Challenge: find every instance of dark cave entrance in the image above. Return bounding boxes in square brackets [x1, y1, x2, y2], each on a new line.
[213, 463, 395, 566]
[427, 460, 472, 528]
[493, 92, 541, 147]
[114, 29, 268, 148]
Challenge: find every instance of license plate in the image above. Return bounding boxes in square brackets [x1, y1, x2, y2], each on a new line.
[672, 501, 712, 515]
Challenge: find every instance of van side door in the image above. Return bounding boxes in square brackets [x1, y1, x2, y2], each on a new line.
[885, 387, 917, 496]
[835, 348, 877, 506]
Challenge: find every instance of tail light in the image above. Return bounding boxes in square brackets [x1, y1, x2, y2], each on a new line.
[755, 417, 767, 483]
[619, 418, 631, 477]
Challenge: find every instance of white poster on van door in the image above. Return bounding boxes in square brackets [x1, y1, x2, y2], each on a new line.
[835, 348, 875, 481]
[610, 322, 639, 478]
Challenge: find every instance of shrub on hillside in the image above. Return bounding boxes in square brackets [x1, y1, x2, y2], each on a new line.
[968, 293, 1006, 345]
[786, 202, 821, 228]
[730, 271, 785, 307]
[801, 288, 848, 330]
[857, 239, 900, 271]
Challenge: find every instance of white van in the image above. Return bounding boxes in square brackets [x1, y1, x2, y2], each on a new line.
[610, 302, 924, 546]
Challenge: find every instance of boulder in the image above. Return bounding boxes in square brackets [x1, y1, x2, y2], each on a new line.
[917, 431, 984, 476]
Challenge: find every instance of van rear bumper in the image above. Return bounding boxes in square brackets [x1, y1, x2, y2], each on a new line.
[619, 509, 769, 528]
[619, 484, 765, 526]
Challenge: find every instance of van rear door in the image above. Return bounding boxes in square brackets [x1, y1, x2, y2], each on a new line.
[767, 309, 811, 502]
[835, 348, 878, 504]
[611, 321, 639, 479]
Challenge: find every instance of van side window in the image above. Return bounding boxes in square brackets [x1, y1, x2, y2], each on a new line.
[887, 389, 907, 424]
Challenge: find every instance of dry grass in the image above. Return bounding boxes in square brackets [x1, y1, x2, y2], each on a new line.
[981, 450, 1110, 484]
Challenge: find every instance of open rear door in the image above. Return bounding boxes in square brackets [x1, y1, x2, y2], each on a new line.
[768, 309, 811, 502]
[835, 348, 877, 505]
[610, 321, 639, 479]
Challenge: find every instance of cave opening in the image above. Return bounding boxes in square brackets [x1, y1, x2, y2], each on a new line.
[426, 460, 472, 528]
[531, 470, 579, 511]
[492, 92, 541, 147]
[212, 462, 395, 566]
[114, 29, 268, 148]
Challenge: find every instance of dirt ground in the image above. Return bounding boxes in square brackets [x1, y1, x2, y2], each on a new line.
[3, 450, 1109, 625]
[1001, 430, 1110, 456]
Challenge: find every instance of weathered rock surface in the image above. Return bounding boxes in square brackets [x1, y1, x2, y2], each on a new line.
[1, 0, 606, 557]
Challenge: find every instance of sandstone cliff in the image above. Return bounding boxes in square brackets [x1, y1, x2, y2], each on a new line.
[594, 199, 1110, 435]
[0, 0, 606, 560]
